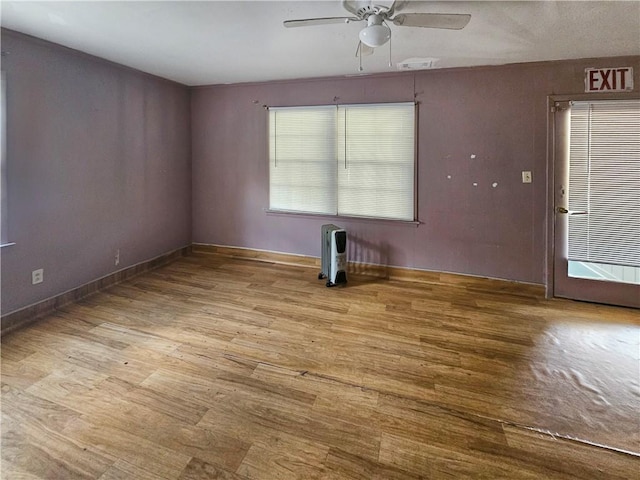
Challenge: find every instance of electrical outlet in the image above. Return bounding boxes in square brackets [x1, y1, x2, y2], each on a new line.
[32, 268, 43, 285]
[115, 249, 120, 266]
[522, 171, 532, 183]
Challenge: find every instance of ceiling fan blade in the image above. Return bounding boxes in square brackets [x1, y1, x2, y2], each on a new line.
[283, 17, 359, 28]
[342, 0, 359, 16]
[388, 0, 410, 16]
[392, 13, 471, 30]
[355, 41, 374, 57]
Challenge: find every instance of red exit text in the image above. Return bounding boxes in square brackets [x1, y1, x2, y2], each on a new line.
[585, 67, 634, 93]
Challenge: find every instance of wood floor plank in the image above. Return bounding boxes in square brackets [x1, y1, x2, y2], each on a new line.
[321, 447, 424, 480]
[123, 383, 209, 425]
[2, 252, 639, 479]
[469, 425, 640, 480]
[197, 392, 381, 463]
[0, 358, 50, 390]
[24, 363, 110, 406]
[0, 460, 45, 480]
[252, 363, 380, 411]
[379, 432, 543, 479]
[60, 417, 191, 479]
[177, 457, 248, 480]
[98, 459, 171, 480]
[236, 444, 328, 480]
[375, 392, 510, 449]
[1, 413, 114, 480]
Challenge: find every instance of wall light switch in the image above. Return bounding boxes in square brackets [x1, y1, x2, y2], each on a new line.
[32, 268, 44, 285]
[522, 171, 532, 183]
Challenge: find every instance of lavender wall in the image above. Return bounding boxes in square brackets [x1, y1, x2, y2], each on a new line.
[1, 27, 635, 318]
[192, 56, 639, 285]
[1, 30, 191, 315]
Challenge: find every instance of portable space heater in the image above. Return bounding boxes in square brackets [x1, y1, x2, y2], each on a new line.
[319, 224, 347, 287]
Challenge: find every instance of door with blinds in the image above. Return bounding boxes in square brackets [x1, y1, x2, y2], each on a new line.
[553, 98, 640, 308]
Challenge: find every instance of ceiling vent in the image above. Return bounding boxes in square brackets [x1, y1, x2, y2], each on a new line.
[397, 58, 438, 71]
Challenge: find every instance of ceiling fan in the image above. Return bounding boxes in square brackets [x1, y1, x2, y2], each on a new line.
[284, 0, 471, 56]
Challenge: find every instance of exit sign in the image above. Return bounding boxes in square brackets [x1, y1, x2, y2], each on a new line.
[585, 67, 634, 93]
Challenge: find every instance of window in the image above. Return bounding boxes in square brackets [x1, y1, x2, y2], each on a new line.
[568, 99, 640, 282]
[269, 102, 415, 221]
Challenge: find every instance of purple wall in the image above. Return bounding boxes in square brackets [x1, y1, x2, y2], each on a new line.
[1, 30, 192, 315]
[192, 56, 639, 285]
[1, 26, 636, 317]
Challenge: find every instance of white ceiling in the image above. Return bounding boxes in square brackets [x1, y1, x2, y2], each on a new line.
[1, 1, 639, 86]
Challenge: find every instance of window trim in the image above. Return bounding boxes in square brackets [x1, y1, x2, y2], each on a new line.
[264, 208, 421, 227]
[1, 70, 9, 246]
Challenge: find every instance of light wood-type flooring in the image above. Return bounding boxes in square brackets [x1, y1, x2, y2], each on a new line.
[2, 252, 639, 479]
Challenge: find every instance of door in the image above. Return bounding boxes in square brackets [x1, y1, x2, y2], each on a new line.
[553, 98, 640, 308]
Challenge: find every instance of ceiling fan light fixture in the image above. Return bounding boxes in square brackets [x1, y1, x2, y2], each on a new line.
[358, 14, 391, 48]
[359, 24, 391, 47]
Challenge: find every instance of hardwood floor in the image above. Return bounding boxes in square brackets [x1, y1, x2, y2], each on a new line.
[2, 252, 639, 479]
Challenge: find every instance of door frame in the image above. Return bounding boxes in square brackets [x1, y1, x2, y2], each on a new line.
[546, 92, 640, 307]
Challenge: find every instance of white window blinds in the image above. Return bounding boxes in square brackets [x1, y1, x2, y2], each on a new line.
[269, 103, 415, 221]
[337, 104, 415, 220]
[568, 99, 640, 268]
[269, 106, 337, 215]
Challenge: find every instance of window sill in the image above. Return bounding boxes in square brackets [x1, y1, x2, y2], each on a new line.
[265, 209, 420, 227]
